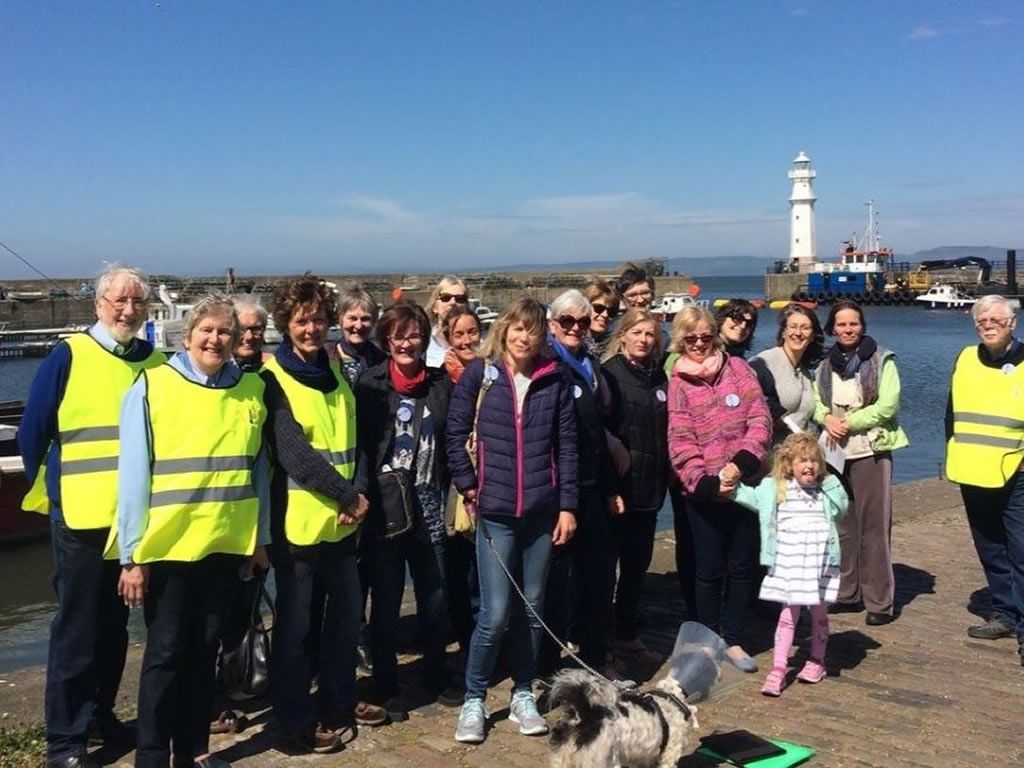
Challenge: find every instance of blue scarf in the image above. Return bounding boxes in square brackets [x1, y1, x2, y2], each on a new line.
[549, 335, 597, 391]
[274, 340, 337, 393]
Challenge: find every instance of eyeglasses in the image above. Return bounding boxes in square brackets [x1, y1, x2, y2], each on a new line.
[785, 324, 813, 333]
[592, 303, 616, 317]
[241, 325, 265, 337]
[438, 292, 468, 304]
[389, 333, 424, 345]
[682, 334, 715, 346]
[557, 315, 592, 332]
[623, 289, 653, 301]
[976, 317, 1013, 329]
[102, 296, 147, 311]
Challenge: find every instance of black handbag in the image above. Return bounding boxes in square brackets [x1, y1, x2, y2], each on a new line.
[218, 574, 274, 701]
[375, 399, 424, 540]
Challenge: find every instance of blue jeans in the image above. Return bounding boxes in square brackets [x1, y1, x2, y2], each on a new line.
[961, 472, 1024, 641]
[45, 520, 129, 761]
[369, 532, 451, 696]
[465, 512, 555, 699]
[271, 535, 361, 728]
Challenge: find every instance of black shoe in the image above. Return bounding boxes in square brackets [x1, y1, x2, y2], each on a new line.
[865, 612, 895, 626]
[87, 714, 135, 748]
[967, 616, 1016, 640]
[828, 601, 864, 614]
[431, 685, 466, 709]
[1018, 642, 1024, 667]
[46, 757, 102, 768]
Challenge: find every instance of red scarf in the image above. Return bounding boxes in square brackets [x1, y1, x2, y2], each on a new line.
[444, 348, 468, 383]
[389, 359, 427, 395]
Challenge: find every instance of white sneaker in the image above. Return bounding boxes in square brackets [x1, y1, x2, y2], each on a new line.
[454, 697, 487, 743]
[508, 691, 548, 736]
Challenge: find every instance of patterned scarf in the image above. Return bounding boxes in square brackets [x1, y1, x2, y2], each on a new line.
[817, 335, 880, 408]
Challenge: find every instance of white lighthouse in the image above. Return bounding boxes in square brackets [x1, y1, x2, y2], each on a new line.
[788, 151, 817, 272]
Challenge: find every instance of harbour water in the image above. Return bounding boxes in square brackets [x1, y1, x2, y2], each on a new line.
[0, 275, 982, 671]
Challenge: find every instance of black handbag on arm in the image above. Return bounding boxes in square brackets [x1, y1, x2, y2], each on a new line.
[217, 573, 274, 700]
[375, 399, 424, 539]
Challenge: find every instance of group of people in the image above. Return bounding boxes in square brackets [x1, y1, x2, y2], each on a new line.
[18, 260, 1024, 768]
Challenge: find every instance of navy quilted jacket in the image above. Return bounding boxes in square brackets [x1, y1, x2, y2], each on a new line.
[446, 356, 578, 518]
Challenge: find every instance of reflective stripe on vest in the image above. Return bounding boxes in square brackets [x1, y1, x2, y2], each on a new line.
[129, 365, 266, 563]
[945, 346, 1024, 488]
[263, 356, 357, 545]
[22, 333, 164, 525]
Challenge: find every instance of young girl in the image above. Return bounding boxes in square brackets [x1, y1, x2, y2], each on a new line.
[734, 432, 849, 696]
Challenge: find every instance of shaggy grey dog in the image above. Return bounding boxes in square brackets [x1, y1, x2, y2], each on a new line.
[547, 668, 699, 768]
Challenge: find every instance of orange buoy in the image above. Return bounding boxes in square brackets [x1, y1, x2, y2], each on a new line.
[391, 287, 403, 301]
[688, 283, 701, 297]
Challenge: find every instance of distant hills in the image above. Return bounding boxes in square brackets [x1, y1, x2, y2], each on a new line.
[483, 247, 1017, 278]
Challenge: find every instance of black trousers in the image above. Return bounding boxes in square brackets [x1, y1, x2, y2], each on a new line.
[445, 532, 479, 652]
[45, 519, 129, 761]
[135, 555, 242, 768]
[670, 483, 697, 617]
[609, 512, 658, 642]
[540, 485, 613, 672]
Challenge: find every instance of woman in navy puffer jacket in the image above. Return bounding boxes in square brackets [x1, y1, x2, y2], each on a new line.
[446, 298, 578, 744]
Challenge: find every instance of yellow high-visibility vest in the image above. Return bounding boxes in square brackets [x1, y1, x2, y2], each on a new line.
[946, 345, 1024, 488]
[22, 333, 164, 526]
[262, 357, 358, 545]
[130, 365, 266, 563]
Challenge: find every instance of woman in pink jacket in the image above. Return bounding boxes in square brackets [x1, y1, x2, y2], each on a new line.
[667, 306, 771, 671]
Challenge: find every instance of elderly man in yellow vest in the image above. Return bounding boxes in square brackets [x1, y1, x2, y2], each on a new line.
[19, 265, 164, 768]
[945, 294, 1024, 667]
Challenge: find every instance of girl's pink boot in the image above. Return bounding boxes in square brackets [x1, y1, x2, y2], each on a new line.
[796, 659, 826, 683]
[761, 667, 786, 697]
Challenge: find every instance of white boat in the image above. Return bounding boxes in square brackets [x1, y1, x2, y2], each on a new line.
[468, 299, 499, 326]
[914, 284, 977, 310]
[651, 293, 709, 322]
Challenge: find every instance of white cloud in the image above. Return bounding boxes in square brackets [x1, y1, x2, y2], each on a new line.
[908, 25, 940, 40]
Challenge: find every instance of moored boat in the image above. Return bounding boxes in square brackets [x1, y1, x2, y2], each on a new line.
[652, 293, 709, 322]
[914, 284, 977, 310]
[0, 406, 50, 545]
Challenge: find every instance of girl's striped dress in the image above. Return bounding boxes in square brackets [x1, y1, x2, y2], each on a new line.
[758, 479, 839, 606]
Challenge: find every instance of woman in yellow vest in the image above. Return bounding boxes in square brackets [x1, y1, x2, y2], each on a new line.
[261, 275, 386, 755]
[116, 295, 270, 768]
[945, 295, 1024, 665]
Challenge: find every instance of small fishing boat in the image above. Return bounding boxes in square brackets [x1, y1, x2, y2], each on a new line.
[0, 404, 49, 545]
[652, 293, 709, 323]
[914, 285, 976, 310]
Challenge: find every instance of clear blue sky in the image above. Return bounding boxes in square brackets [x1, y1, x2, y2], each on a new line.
[1, 1, 1021, 278]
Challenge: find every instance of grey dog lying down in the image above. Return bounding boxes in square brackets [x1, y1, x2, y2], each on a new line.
[547, 668, 700, 768]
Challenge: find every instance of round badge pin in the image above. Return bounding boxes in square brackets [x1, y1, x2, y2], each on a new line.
[725, 393, 740, 408]
[656, 389, 667, 402]
[573, 384, 583, 399]
[485, 364, 499, 381]
[397, 406, 413, 423]
[1002, 363, 1016, 375]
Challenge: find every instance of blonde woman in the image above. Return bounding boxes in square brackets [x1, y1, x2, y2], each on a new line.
[601, 308, 667, 665]
[666, 306, 771, 672]
[445, 298, 577, 744]
[425, 275, 470, 367]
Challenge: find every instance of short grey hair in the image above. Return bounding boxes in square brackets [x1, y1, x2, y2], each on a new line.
[231, 294, 268, 325]
[548, 289, 591, 319]
[338, 284, 379, 321]
[95, 264, 151, 303]
[971, 294, 1016, 322]
[183, 293, 240, 348]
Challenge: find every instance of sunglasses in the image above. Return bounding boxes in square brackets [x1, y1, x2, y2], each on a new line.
[592, 303, 616, 317]
[557, 315, 592, 331]
[438, 293, 468, 304]
[683, 333, 715, 346]
[728, 314, 754, 327]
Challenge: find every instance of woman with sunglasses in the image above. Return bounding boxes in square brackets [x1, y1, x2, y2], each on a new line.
[600, 308, 668, 669]
[583, 278, 620, 358]
[425, 275, 470, 368]
[667, 306, 771, 672]
[446, 298, 577, 744]
[716, 299, 760, 358]
[812, 300, 907, 626]
[354, 300, 462, 720]
[540, 289, 620, 679]
[750, 304, 825, 442]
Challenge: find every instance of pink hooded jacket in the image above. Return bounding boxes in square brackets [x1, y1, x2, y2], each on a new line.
[668, 353, 772, 500]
